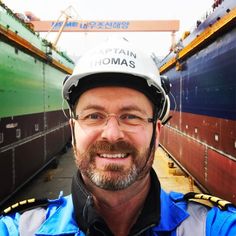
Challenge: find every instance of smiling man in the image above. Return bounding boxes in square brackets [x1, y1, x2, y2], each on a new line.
[72, 87, 157, 190]
[0, 38, 235, 236]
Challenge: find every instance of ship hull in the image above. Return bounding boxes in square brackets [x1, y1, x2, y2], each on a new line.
[159, 0, 236, 204]
[161, 112, 236, 203]
[0, 4, 74, 205]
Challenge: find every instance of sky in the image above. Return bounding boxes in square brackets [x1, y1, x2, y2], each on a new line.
[2, 0, 213, 60]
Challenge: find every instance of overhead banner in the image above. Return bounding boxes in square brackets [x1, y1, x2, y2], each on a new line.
[30, 20, 179, 32]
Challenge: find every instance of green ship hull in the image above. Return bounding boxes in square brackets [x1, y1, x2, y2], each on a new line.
[0, 2, 74, 205]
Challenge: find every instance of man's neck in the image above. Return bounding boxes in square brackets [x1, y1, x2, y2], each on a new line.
[83, 174, 151, 236]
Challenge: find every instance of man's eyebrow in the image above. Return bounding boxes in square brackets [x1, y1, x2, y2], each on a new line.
[78, 104, 105, 111]
[119, 105, 149, 115]
[78, 104, 150, 115]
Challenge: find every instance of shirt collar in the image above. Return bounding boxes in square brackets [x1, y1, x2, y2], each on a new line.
[36, 195, 81, 235]
[153, 190, 189, 232]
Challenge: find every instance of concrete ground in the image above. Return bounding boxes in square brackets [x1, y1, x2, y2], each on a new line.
[154, 147, 201, 193]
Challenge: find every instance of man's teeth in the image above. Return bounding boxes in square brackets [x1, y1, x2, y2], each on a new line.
[99, 153, 128, 158]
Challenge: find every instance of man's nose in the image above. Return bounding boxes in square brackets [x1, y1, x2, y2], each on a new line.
[100, 116, 125, 142]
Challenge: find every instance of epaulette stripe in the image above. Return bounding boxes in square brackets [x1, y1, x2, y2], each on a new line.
[11, 203, 19, 208]
[218, 200, 231, 207]
[3, 207, 11, 214]
[28, 198, 36, 203]
[19, 200, 27, 205]
[1, 198, 48, 216]
[183, 192, 235, 211]
[2, 198, 36, 215]
[195, 194, 232, 208]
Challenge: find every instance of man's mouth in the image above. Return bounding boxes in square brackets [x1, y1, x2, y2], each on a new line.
[98, 153, 129, 159]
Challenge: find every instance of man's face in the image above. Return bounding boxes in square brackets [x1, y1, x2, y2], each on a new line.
[71, 86, 161, 191]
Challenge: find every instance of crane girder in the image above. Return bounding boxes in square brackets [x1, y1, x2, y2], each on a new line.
[30, 20, 179, 32]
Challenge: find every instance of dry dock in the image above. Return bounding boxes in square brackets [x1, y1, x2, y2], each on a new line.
[1, 147, 201, 211]
[154, 148, 201, 193]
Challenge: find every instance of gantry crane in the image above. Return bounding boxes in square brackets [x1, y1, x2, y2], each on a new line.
[25, 9, 179, 48]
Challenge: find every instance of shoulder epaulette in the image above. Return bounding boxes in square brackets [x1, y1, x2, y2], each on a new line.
[183, 192, 235, 211]
[1, 198, 49, 216]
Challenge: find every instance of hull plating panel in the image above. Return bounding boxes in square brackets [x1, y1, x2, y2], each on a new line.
[0, 110, 71, 204]
[161, 112, 236, 204]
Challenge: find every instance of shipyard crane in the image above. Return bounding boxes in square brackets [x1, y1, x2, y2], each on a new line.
[25, 10, 179, 48]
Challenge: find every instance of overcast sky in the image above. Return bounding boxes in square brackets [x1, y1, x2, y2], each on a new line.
[3, 0, 213, 59]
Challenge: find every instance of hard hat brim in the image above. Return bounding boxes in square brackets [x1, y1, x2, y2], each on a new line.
[63, 72, 165, 110]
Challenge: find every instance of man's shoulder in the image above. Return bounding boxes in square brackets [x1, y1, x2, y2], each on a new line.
[182, 192, 236, 211]
[1, 194, 71, 216]
[0, 194, 76, 235]
[168, 191, 236, 235]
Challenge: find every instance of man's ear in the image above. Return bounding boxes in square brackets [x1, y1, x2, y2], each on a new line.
[155, 120, 162, 148]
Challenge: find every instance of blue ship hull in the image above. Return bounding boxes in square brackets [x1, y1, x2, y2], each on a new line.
[159, 0, 236, 204]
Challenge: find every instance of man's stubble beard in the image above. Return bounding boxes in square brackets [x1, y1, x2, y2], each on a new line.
[73, 141, 154, 191]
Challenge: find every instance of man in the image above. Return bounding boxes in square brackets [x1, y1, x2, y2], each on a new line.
[0, 38, 235, 235]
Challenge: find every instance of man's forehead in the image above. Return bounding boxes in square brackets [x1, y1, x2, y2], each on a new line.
[75, 86, 153, 111]
[78, 86, 149, 100]
[82, 86, 141, 93]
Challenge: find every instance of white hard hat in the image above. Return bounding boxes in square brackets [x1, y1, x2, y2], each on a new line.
[62, 38, 170, 123]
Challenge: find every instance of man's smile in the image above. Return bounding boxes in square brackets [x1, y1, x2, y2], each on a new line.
[97, 153, 130, 159]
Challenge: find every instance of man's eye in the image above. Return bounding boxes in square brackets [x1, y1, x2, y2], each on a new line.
[85, 113, 104, 120]
[120, 114, 141, 120]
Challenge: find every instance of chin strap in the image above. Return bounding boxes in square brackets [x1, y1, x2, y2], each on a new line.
[69, 108, 78, 148]
[70, 119, 76, 148]
[138, 108, 158, 176]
